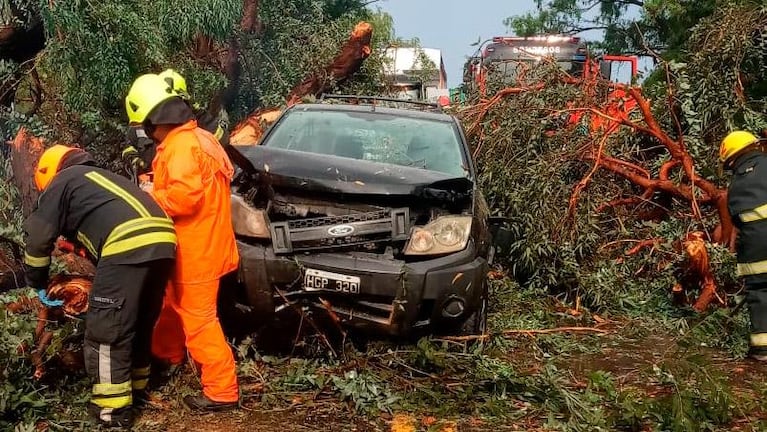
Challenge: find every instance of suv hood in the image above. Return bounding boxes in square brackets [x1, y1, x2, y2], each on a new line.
[231, 145, 473, 201]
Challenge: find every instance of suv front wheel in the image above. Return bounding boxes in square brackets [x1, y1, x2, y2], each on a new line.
[460, 282, 489, 335]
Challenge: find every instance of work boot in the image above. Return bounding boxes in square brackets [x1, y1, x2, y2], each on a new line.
[132, 389, 150, 408]
[87, 403, 134, 429]
[183, 394, 238, 411]
[748, 346, 767, 362]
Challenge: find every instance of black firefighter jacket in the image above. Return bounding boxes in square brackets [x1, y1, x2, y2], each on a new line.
[23, 160, 177, 290]
[728, 151, 767, 284]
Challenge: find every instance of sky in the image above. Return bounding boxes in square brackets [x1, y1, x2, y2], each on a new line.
[375, 0, 537, 88]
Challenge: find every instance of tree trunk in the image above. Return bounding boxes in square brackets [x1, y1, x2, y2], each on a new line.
[211, 0, 262, 115]
[10, 127, 44, 218]
[285, 22, 373, 106]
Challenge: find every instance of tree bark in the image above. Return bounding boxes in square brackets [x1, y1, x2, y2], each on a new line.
[210, 0, 262, 115]
[10, 127, 44, 218]
[285, 21, 373, 106]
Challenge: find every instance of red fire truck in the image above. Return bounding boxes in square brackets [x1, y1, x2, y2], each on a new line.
[464, 35, 637, 90]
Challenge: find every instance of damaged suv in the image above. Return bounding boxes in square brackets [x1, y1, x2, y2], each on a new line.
[225, 96, 493, 337]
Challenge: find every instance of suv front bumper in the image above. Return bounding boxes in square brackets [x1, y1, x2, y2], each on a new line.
[237, 240, 488, 337]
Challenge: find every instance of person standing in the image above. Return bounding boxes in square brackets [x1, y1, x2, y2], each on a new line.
[124, 73, 240, 409]
[720, 130, 767, 361]
[23, 145, 176, 428]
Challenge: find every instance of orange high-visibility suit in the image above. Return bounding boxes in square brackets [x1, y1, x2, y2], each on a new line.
[149, 120, 239, 402]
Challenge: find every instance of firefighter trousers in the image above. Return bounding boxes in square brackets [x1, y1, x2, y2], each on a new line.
[84, 258, 172, 424]
[151, 278, 239, 402]
[747, 282, 767, 353]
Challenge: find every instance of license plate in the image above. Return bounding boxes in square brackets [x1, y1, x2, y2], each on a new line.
[304, 269, 360, 294]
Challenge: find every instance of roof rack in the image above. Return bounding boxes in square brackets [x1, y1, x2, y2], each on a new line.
[319, 94, 443, 112]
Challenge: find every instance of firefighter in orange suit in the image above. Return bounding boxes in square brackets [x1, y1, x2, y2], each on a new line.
[125, 73, 240, 410]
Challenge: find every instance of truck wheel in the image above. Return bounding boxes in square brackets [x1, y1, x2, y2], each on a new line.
[460, 282, 488, 335]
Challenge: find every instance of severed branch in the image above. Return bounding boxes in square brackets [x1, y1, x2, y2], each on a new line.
[229, 21, 374, 146]
[440, 326, 610, 342]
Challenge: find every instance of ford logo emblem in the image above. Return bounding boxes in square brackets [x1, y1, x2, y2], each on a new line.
[327, 224, 355, 237]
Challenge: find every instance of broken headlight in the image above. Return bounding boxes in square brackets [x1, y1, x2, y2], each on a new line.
[230, 195, 271, 238]
[404, 216, 472, 255]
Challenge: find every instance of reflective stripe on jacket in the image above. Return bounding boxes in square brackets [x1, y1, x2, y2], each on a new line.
[23, 165, 176, 289]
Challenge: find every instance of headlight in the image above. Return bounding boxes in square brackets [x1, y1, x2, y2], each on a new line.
[405, 216, 472, 255]
[230, 195, 271, 238]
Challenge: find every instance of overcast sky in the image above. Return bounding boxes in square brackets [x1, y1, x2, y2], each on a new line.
[375, 0, 537, 87]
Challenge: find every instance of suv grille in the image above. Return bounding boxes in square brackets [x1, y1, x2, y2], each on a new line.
[271, 208, 410, 254]
[287, 210, 390, 230]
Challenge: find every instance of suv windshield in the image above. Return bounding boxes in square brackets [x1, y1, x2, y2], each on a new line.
[262, 109, 467, 177]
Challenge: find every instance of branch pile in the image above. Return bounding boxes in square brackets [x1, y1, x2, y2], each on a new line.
[459, 61, 737, 312]
[5, 273, 91, 378]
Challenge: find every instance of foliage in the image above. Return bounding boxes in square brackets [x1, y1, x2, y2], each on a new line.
[0, 290, 89, 429]
[1, 0, 395, 164]
[504, 0, 727, 58]
[232, 1, 389, 115]
[462, 2, 767, 322]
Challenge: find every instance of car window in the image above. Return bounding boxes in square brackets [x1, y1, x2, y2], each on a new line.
[486, 59, 582, 82]
[262, 110, 468, 177]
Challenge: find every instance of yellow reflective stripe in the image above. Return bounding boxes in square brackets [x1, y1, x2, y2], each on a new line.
[85, 171, 151, 218]
[76, 231, 97, 258]
[131, 378, 149, 391]
[131, 366, 151, 390]
[737, 260, 767, 276]
[740, 203, 767, 223]
[101, 232, 177, 257]
[24, 252, 51, 267]
[105, 217, 174, 249]
[93, 381, 132, 395]
[91, 395, 132, 409]
[131, 366, 151, 377]
[751, 333, 767, 347]
[214, 125, 224, 140]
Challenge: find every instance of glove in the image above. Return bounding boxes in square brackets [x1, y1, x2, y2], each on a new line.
[37, 288, 64, 307]
[121, 146, 145, 170]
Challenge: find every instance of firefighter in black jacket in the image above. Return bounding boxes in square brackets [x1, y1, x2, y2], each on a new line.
[23, 145, 177, 428]
[720, 130, 767, 361]
[122, 68, 229, 178]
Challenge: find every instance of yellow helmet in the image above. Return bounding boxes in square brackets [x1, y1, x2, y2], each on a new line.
[158, 68, 189, 99]
[720, 131, 759, 164]
[125, 73, 176, 125]
[35, 145, 78, 191]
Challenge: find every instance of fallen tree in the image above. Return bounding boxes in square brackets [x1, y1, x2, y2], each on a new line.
[458, 42, 751, 313]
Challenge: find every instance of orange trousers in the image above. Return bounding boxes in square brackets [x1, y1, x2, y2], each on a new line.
[151, 279, 239, 402]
